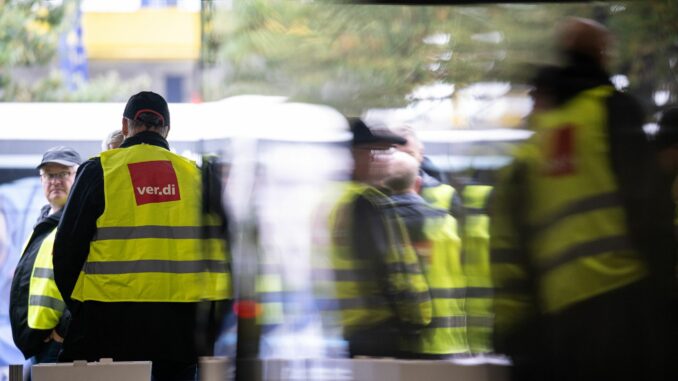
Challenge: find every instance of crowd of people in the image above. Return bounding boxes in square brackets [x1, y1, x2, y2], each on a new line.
[5, 16, 678, 381]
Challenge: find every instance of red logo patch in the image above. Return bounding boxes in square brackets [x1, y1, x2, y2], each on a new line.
[127, 160, 181, 206]
[543, 125, 576, 176]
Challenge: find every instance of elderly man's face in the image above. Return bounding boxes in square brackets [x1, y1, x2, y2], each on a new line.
[352, 143, 395, 186]
[40, 163, 76, 210]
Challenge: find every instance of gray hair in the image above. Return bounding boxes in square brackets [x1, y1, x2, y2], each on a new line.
[102, 130, 124, 151]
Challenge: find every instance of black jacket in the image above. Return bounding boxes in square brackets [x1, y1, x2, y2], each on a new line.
[10, 206, 70, 359]
[53, 131, 220, 363]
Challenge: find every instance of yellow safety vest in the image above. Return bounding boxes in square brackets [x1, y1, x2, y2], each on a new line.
[27, 229, 66, 330]
[462, 184, 494, 353]
[406, 211, 469, 355]
[524, 85, 646, 313]
[72, 144, 231, 302]
[256, 257, 285, 329]
[421, 183, 455, 211]
[321, 182, 432, 336]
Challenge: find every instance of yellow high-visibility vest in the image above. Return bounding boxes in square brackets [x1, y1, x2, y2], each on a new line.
[406, 211, 469, 355]
[525, 85, 646, 313]
[72, 144, 231, 302]
[28, 229, 66, 329]
[462, 184, 494, 353]
[422, 183, 455, 211]
[320, 182, 432, 336]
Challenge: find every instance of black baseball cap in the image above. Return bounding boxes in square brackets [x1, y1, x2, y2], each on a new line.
[123, 91, 170, 127]
[349, 117, 406, 146]
[37, 146, 82, 169]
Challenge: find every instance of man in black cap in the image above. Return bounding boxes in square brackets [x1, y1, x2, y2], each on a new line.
[10, 146, 81, 366]
[320, 117, 432, 358]
[53, 91, 231, 380]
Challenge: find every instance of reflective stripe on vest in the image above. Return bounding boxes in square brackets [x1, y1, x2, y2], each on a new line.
[72, 144, 231, 302]
[462, 184, 494, 353]
[256, 260, 285, 329]
[421, 184, 454, 211]
[320, 182, 432, 334]
[526, 85, 646, 313]
[28, 229, 66, 330]
[403, 211, 469, 355]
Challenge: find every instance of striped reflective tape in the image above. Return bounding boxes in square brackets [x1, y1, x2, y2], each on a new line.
[93, 225, 224, 241]
[428, 316, 467, 328]
[536, 235, 632, 274]
[530, 192, 621, 235]
[83, 259, 229, 274]
[33, 267, 54, 280]
[29, 295, 65, 311]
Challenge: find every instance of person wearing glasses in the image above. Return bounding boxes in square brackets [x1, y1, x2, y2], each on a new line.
[9, 146, 81, 366]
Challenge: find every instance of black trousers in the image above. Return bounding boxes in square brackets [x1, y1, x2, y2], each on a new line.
[519, 280, 677, 381]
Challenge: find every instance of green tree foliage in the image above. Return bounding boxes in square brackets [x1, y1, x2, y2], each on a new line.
[205, 1, 677, 115]
[608, 0, 678, 111]
[204, 1, 593, 114]
[0, 0, 65, 98]
[0, 0, 151, 102]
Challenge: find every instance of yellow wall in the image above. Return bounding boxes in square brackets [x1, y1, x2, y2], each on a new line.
[83, 9, 200, 60]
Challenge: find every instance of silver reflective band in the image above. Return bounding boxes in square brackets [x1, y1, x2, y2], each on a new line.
[33, 267, 54, 280]
[385, 263, 423, 275]
[431, 287, 493, 299]
[467, 316, 494, 328]
[93, 225, 223, 241]
[466, 287, 494, 298]
[428, 316, 467, 328]
[315, 296, 389, 311]
[29, 295, 65, 311]
[531, 192, 621, 235]
[83, 260, 228, 274]
[464, 207, 487, 215]
[311, 269, 376, 282]
[537, 235, 632, 274]
[430, 288, 466, 299]
[397, 290, 432, 304]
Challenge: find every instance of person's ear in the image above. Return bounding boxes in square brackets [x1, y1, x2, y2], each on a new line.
[122, 118, 129, 137]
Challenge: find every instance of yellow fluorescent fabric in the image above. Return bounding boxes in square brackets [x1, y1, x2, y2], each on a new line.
[524, 86, 646, 313]
[325, 182, 431, 335]
[72, 144, 231, 302]
[28, 229, 65, 330]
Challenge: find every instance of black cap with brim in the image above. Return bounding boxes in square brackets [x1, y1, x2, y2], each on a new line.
[123, 91, 170, 127]
[37, 146, 82, 169]
[349, 117, 406, 146]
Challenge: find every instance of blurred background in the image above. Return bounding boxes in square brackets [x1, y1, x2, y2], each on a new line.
[0, 0, 676, 379]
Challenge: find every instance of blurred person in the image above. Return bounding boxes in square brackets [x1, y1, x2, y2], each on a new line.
[527, 65, 561, 114]
[393, 126, 495, 354]
[491, 18, 676, 381]
[101, 129, 124, 151]
[392, 126, 464, 220]
[655, 108, 678, 193]
[9, 147, 81, 366]
[382, 151, 468, 358]
[459, 183, 494, 355]
[53, 92, 231, 381]
[320, 117, 432, 358]
[655, 107, 678, 283]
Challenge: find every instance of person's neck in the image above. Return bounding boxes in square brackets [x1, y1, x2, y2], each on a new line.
[49, 206, 62, 215]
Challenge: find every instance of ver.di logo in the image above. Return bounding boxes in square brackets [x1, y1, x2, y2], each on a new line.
[127, 160, 181, 205]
